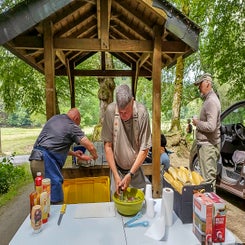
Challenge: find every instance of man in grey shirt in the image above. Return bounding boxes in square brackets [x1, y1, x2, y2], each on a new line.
[101, 84, 152, 195]
[29, 108, 98, 203]
[192, 73, 221, 191]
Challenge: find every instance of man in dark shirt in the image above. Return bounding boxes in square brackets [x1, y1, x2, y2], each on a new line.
[29, 108, 98, 203]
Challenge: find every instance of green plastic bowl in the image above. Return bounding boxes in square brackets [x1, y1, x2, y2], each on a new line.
[112, 187, 145, 216]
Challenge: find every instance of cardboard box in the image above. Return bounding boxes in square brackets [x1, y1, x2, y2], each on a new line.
[193, 192, 226, 244]
[163, 179, 213, 223]
[205, 192, 226, 243]
[193, 193, 213, 244]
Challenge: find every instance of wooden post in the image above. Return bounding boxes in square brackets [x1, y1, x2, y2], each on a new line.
[152, 25, 162, 198]
[43, 20, 56, 120]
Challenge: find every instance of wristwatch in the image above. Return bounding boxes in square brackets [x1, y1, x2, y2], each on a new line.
[128, 171, 135, 178]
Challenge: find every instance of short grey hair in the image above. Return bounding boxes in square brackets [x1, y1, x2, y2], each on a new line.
[115, 84, 133, 109]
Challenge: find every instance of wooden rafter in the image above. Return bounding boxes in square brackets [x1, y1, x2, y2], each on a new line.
[12, 36, 188, 55]
[99, 0, 112, 50]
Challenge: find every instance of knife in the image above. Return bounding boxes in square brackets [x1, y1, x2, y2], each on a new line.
[57, 204, 67, 226]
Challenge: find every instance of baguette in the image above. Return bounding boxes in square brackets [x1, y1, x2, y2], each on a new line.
[191, 171, 204, 185]
[163, 171, 174, 185]
[168, 166, 178, 180]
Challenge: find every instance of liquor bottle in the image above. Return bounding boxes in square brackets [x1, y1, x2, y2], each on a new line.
[29, 191, 39, 218]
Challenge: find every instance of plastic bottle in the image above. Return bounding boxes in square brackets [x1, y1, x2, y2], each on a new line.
[42, 178, 51, 217]
[35, 172, 43, 194]
[31, 205, 42, 233]
[40, 191, 48, 223]
[29, 191, 39, 218]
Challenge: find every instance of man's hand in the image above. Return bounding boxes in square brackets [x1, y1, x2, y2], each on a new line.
[192, 116, 198, 126]
[74, 150, 93, 161]
[119, 174, 131, 192]
[80, 137, 98, 160]
[89, 146, 98, 160]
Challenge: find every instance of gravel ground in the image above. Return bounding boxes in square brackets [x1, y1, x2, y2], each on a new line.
[0, 182, 33, 245]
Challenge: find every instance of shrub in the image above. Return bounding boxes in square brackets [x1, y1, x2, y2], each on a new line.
[0, 154, 27, 194]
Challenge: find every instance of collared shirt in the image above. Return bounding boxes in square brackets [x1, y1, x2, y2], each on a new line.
[196, 90, 221, 146]
[101, 101, 151, 168]
[30, 114, 85, 160]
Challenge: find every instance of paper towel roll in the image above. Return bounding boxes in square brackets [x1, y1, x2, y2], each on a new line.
[146, 197, 155, 218]
[145, 184, 152, 200]
[161, 187, 174, 226]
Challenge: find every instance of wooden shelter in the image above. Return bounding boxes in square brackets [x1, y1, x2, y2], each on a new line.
[0, 0, 201, 197]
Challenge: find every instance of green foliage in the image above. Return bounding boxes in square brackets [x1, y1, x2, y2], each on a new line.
[0, 0, 21, 12]
[0, 154, 29, 194]
[0, 163, 32, 207]
[0, 48, 45, 114]
[48, 53, 100, 125]
[200, 0, 245, 101]
[7, 106, 32, 126]
[0, 0, 244, 127]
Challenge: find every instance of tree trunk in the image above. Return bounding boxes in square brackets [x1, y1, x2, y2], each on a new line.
[92, 52, 115, 141]
[170, 56, 184, 132]
[0, 128, 2, 154]
[169, 1, 189, 133]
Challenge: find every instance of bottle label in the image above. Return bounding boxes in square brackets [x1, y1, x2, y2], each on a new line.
[40, 191, 49, 223]
[31, 205, 42, 233]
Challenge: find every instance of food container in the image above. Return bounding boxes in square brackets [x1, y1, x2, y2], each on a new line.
[112, 187, 144, 216]
[193, 192, 226, 244]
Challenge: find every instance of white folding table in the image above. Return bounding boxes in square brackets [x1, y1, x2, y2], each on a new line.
[9, 199, 237, 245]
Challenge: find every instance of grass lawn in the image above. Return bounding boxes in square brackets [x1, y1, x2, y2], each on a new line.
[0, 126, 95, 156]
[0, 127, 42, 156]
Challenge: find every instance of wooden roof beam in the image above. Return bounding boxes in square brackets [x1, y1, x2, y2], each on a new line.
[55, 69, 152, 77]
[55, 14, 96, 38]
[112, 1, 154, 37]
[133, 52, 151, 96]
[138, 53, 151, 68]
[111, 18, 147, 41]
[55, 50, 66, 66]
[12, 36, 189, 54]
[98, 0, 112, 50]
[54, 38, 188, 53]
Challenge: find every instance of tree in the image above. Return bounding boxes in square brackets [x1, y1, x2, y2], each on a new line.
[169, 0, 244, 123]
[0, 48, 45, 114]
[0, 0, 244, 128]
[200, 0, 245, 101]
[169, 0, 190, 133]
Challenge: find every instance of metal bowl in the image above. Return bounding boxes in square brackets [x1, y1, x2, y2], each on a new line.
[112, 187, 144, 216]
